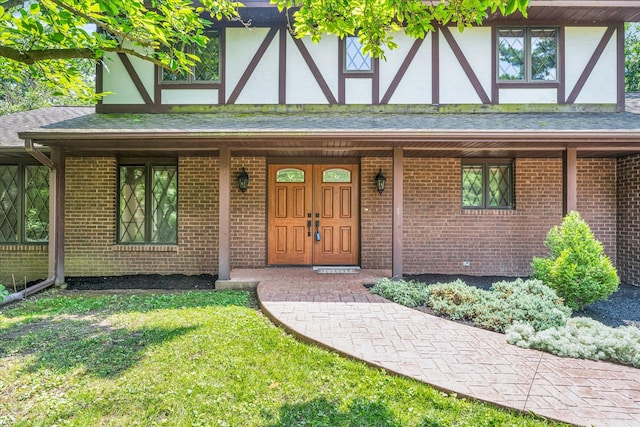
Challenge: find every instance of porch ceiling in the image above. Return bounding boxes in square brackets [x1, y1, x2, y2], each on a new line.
[18, 109, 640, 159]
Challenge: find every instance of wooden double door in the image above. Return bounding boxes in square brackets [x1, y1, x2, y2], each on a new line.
[268, 164, 359, 266]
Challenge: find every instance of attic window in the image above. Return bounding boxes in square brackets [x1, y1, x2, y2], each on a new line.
[497, 28, 557, 82]
[160, 32, 220, 84]
[345, 36, 372, 72]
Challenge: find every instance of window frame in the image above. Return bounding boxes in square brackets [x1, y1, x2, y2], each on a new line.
[344, 35, 374, 74]
[117, 161, 178, 245]
[461, 160, 514, 210]
[496, 27, 559, 84]
[158, 31, 221, 85]
[0, 162, 49, 245]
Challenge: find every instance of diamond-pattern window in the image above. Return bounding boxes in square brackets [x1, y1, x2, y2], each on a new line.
[118, 164, 177, 244]
[498, 28, 557, 82]
[24, 166, 49, 242]
[462, 162, 513, 210]
[160, 32, 220, 84]
[345, 36, 372, 72]
[0, 164, 49, 244]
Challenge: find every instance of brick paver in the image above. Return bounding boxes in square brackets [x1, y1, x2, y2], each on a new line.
[244, 268, 640, 427]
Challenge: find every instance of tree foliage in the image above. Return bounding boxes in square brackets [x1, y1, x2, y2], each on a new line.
[276, 0, 530, 59]
[626, 23, 640, 92]
[0, 0, 529, 102]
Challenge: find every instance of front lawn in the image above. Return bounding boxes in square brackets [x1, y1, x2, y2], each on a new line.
[0, 290, 560, 426]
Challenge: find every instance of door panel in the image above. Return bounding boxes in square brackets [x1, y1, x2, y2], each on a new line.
[268, 163, 359, 266]
[313, 164, 359, 265]
[268, 165, 312, 265]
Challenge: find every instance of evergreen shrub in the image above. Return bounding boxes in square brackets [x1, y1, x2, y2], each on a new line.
[531, 211, 619, 310]
[370, 278, 427, 307]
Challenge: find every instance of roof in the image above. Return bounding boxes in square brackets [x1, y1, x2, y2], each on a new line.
[0, 106, 93, 152]
[6, 97, 640, 159]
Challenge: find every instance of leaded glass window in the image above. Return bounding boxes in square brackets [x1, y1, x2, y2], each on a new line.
[345, 36, 372, 72]
[323, 168, 351, 183]
[161, 32, 220, 83]
[0, 164, 49, 244]
[118, 163, 177, 244]
[462, 162, 513, 209]
[498, 28, 557, 82]
[276, 168, 305, 183]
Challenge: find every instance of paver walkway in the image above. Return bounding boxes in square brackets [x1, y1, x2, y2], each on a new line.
[239, 268, 640, 427]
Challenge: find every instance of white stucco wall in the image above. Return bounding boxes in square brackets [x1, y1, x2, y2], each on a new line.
[565, 27, 618, 104]
[286, 35, 338, 104]
[499, 88, 558, 104]
[379, 32, 432, 104]
[101, 52, 146, 105]
[161, 89, 219, 104]
[439, 28, 491, 104]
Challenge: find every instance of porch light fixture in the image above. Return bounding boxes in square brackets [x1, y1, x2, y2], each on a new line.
[375, 169, 386, 195]
[237, 167, 249, 192]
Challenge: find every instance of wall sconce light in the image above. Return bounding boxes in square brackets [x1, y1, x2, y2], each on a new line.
[237, 167, 249, 192]
[375, 169, 386, 195]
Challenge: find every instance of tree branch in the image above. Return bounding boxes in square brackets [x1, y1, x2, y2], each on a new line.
[0, 44, 172, 69]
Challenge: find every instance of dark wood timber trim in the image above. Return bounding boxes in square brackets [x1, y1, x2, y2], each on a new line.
[563, 147, 577, 215]
[566, 26, 615, 104]
[96, 61, 104, 111]
[558, 26, 566, 104]
[491, 25, 498, 104]
[432, 29, 439, 105]
[50, 147, 65, 284]
[338, 39, 345, 104]
[381, 38, 424, 104]
[392, 147, 403, 279]
[617, 23, 625, 111]
[228, 27, 278, 104]
[219, 28, 227, 104]
[291, 37, 338, 104]
[497, 82, 559, 89]
[219, 147, 231, 280]
[279, 27, 286, 104]
[441, 26, 491, 104]
[372, 58, 380, 105]
[117, 53, 153, 105]
[154, 57, 161, 106]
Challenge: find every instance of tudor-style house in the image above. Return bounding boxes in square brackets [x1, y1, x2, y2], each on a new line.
[2, 0, 640, 291]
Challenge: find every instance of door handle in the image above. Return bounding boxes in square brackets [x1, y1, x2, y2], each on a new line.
[307, 220, 312, 237]
[315, 219, 320, 241]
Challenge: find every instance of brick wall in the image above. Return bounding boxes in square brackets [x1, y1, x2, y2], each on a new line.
[617, 154, 640, 285]
[64, 156, 220, 277]
[577, 159, 617, 265]
[230, 157, 266, 267]
[0, 246, 47, 285]
[359, 157, 617, 277]
[360, 158, 393, 269]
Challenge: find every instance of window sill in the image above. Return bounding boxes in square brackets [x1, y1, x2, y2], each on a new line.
[461, 209, 516, 216]
[0, 244, 47, 252]
[112, 245, 178, 252]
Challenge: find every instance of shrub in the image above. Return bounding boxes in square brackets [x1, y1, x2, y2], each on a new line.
[0, 284, 9, 298]
[506, 317, 640, 368]
[370, 278, 428, 307]
[474, 279, 571, 332]
[424, 280, 482, 320]
[424, 279, 570, 333]
[531, 211, 619, 311]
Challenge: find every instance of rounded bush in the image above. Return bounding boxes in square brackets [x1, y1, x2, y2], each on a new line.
[531, 211, 619, 311]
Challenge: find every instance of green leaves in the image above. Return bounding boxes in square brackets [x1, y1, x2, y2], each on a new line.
[276, 0, 529, 59]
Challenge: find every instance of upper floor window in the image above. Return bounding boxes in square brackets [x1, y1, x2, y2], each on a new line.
[462, 161, 513, 209]
[345, 36, 372, 72]
[498, 28, 557, 82]
[118, 163, 178, 244]
[160, 32, 220, 83]
[0, 164, 49, 244]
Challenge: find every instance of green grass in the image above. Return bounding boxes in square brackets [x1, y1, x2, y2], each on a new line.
[0, 290, 563, 426]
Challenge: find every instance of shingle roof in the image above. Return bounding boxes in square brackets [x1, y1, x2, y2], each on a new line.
[0, 106, 93, 150]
